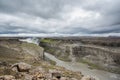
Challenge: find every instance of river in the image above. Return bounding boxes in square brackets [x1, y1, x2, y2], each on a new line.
[45, 52, 120, 80]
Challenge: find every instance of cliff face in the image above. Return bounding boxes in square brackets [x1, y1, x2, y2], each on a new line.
[72, 45, 120, 72]
[40, 39, 72, 61]
[0, 39, 44, 63]
[40, 38, 120, 73]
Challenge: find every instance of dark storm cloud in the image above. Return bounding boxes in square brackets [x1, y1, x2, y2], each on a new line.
[0, 0, 120, 36]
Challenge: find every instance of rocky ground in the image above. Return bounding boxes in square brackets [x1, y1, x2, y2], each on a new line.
[0, 61, 95, 80]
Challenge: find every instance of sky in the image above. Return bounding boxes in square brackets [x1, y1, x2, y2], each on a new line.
[0, 0, 120, 37]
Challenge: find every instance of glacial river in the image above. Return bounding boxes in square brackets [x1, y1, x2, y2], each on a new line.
[45, 52, 120, 80]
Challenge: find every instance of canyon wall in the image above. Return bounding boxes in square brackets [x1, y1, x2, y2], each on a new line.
[40, 38, 120, 73]
[40, 40, 71, 61]
[72, 45, 120, 71]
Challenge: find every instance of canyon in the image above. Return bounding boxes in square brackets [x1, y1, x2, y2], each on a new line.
[0, 37, 120, 80]
[40, 37, 120, 74]
[0, 38, 85, 80]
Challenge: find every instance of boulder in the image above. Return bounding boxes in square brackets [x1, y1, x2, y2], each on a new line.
[36, 73, 45, 79]
[81, 76, 95, 80]
[12, 62, 32, 72]
[11, 66, 18, 72]
[49, 69, 62, 79]
[0, 75, 15, 80]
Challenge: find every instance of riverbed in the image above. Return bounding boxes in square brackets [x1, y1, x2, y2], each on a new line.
[45, 52, 120, 80]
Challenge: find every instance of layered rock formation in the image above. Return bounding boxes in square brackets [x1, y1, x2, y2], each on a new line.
[40, 38, 120, 73]
[72, 45, 120, 73]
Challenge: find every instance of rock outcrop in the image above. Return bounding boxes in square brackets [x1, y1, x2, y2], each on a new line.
[0, 62, 85, 80]
[12, 62, 32, 72]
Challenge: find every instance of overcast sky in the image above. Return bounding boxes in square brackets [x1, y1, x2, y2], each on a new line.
[0, 0, 120, 37]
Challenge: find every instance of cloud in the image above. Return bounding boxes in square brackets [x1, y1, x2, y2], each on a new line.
[0, 0, 120, 36]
